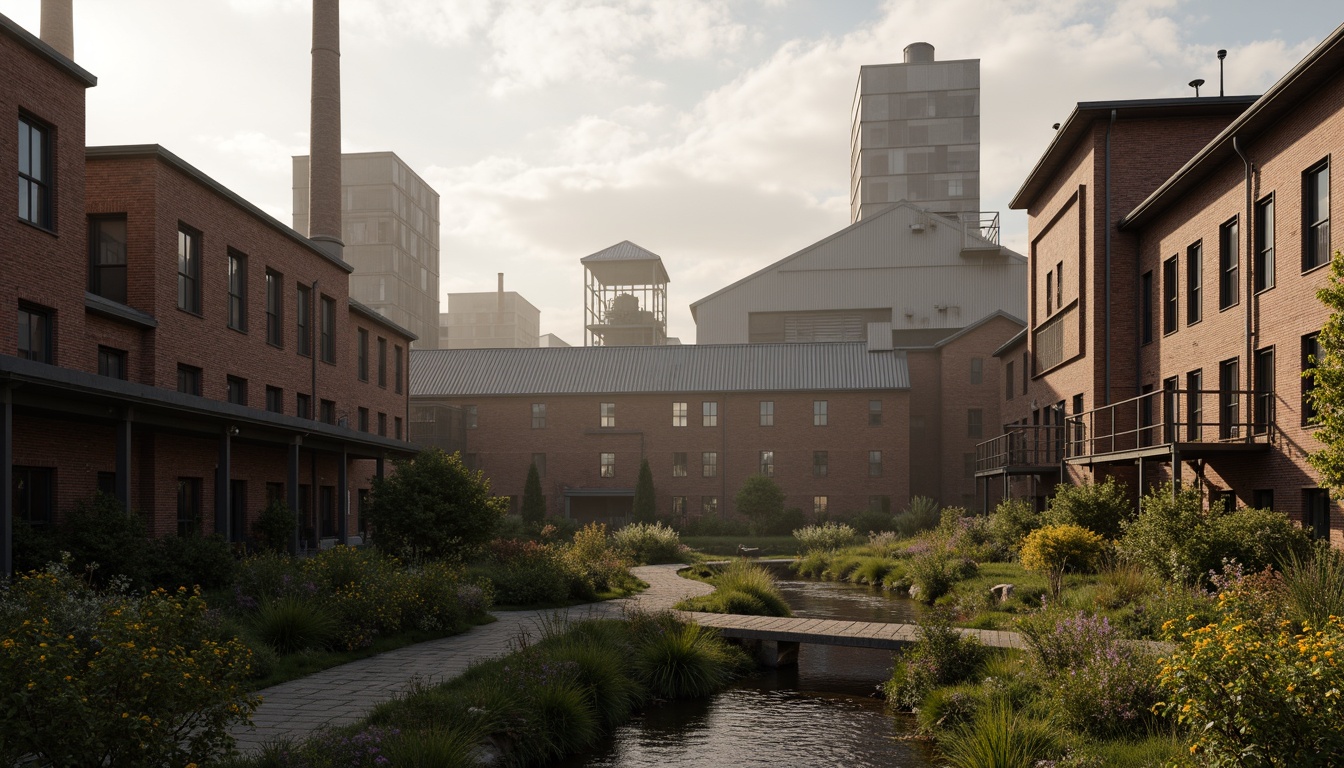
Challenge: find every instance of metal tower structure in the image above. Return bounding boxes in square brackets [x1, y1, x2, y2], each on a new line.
[582, 241, 669, 347]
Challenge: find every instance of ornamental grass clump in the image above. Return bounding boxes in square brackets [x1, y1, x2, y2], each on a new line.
[792, 521, 857, 553]
[251, 596, 338, 655]
[937, 701, 1063, 768]
[0, 559, 258, 768]
[634, 620, 741, 698]
[1280, 542, 1344, 629]
[612, 521, 686, 564]
[676, 561, 791, 617]
[884, 610, 988, 711]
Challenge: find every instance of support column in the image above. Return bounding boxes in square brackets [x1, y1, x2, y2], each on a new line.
[216, 428, 232, 537]
[338, 447, 348, 545]
[1172, 447, 1182, 497]
[1137, 458, 1145, 498]
[1, 387, 12, 577]
[115, 410, 132, 512]
[288, 438, 302, 555]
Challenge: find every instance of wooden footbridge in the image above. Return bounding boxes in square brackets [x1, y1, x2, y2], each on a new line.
[684, 611, 1028, 666]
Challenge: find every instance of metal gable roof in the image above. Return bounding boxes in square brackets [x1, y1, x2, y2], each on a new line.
[411, 343, 910, 397]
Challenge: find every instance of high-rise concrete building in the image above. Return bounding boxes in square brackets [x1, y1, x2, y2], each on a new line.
[850, 43, 980, 224]
[294, 151, 441, 349]
[439, 274, 541, 349]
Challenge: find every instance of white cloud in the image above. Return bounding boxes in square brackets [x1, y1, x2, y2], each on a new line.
[196, 131, 308, 177]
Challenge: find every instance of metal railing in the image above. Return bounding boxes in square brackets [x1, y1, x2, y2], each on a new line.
[976, 424, 1066, 473]
[1064, 387, 1273, 459]
[959, 211, 1001, 247]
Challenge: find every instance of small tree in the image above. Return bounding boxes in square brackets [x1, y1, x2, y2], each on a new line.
[632, 459, 656, 523]
[1020, 523, 1105, 598]
[366, 448, 507, 561]
[521, 461, 545, 525]
[253, 498, 295, 553]
[1043, 477, 1132, 539]
[1307, 253, 1344, 491]
[734, 475, 785, 533]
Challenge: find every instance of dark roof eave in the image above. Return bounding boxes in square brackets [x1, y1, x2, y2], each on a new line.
[84, 292, 158, 328]
[0, 12, 97, 87]
[1121, 22, 1344, 230]
[349, 298, 418, 341]
[992, 328, 1028, 357]
[0, 354, 413, 456]
[85, 145, 355, 274]
[1009, 96, 1260, 210]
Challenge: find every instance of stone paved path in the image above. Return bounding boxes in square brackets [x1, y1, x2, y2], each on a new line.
[231, 564, 713, 752]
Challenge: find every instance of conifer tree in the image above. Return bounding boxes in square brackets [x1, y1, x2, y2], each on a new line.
[632, 459, 656, 522]
[521, 461, 545, 525]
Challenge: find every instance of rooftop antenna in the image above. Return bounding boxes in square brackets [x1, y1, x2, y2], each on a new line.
[1189, 78, 1205, 97]
[1217, 49, 1227, 96]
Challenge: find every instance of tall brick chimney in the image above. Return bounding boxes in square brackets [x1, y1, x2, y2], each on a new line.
[40, 0, 74, 59]
[308, 0, 344, 260]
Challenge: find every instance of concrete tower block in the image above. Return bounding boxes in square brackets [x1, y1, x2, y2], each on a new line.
[40, 0, 74, 59]
[309, 0, 344, 258]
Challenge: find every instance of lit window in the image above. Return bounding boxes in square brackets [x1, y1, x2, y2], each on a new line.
[813, 496, 828, 516]
[601, 402, 616, 428]
[672, 452, 688, 477]
[673, 401, 687, 427]
[813, 400, 828, 426]
[600, 453, 615, 478]
[759, 450, 774, 476]
[702, 452, 718, 477]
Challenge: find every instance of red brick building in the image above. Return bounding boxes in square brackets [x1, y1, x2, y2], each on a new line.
[978, 23, 1344, 546]
[412, 312, 1021, 522]
[2, 12, 413, 573]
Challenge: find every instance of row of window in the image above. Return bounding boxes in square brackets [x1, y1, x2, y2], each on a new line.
[588, 450, 887, 478]
[479, 400, 889, 430]
[1141, 160, 1330, 344]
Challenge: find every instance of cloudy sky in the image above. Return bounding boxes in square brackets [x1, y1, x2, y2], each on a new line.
[7, 1, 1342, 342]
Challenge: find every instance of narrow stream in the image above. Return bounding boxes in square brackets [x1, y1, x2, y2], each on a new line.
[560, 566, 938, 767]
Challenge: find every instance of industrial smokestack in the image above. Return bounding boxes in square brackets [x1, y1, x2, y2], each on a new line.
[497, 273, 504, 311]
[308, 0, 344, 259]
[40, 0, 74, 59]
[904, 42, 934, 63]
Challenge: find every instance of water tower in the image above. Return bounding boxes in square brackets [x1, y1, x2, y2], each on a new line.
[582, 241, 670, 346]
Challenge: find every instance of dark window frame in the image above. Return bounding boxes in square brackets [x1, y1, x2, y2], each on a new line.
[97, 346, 127, 380]
[813, 450, 828, 477]
[1254, 346, 1274, 435]
[1304, 159, 1331, 272]
[1219, 216, 1240, 310]
[177, 225, 202, 315]
[296, 284, 312, 357]
[532, 402, 547, 429]
[319, 295, 336, 363]
[176, 363, 202, 396]
[227, 375, 248, 406]
[1163, 255, 1178, 335]
[265, 270, 284, 347]
[228, 250, 248, 332]
[1255, 193, 1275, 292]
[813, 400, 828, 426]
[296, 393, 312, 420]
[869, 450, 882, 477]
[968, 408, 983, 438]
[377, 337, 387, 387]
[18, 114, 53, 230]
[760, 400, 774, 427]
[88, 215, 128, 304]
[17, 304, 53, 363]
[394, 345, 403, 393]
[673, 401, 688, 427]
[759, 450, 774, 477]
[266, 386, 284, 414]
[1187, 241, 1203, 325]
[1219, 357, 1240, 440]
[12, 466, 55, 527]
[869, 399, 882, 426]
[702, 451, 718, 478]
[702, 401, 718, 427]
[600, 452, 616, 478]
[357, 328, 368, 381]
[1304, 332, 1322, 425]
[176, 477, 202, 537]
[672, 451, 688, 477]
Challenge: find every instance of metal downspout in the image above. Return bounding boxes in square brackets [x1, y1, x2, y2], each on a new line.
[1233, 137, 1253, 443]
[1105, 110, 1116, 405]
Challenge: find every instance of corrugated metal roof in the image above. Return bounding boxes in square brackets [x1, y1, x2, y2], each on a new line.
[412, 343, 909, 396]
[581, 240, 663, 263]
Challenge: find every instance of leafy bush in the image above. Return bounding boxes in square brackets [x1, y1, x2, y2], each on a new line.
[850, 508, 897, 534]
[758, 506, 808, 536]
[366, 448, 507, 561]
[1043, 477, 1132, 539]
[477, 539, 570, 606]
[0, 559, 258, 767]
[734, 475, 786, 534]
[792, 522, 857, 552]
[907, 547, 977, 603]
[148, 532, 236, 590]
[57, 492, 151, 587]
[885, 610, 988, 710]
[612, 521, 686, 564]
[557, 522, 633, 597]
[253, 498, 295, 553]
[1119, 484, 1310, 585]
[1019, 524, 1105, 598]
[987, 497, 1042, 556]
[1157, 571, 1344, 765]
[895, 495, 941, 537]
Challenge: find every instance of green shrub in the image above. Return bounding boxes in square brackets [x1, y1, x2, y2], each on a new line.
[850, 508, 897, 534]
[938, 702, 1063, 768]
[251, 596, 338, 654]
[366, 448, 507, 561]
[793, 550, 830, 578]
[885, 610, 987, 710]
[58, 492, 151, 587]
[678, 561, 791, 616]
[758, 506, 808, 535]
[734, 475, 786, 534]
[0, 559, 258, 767]
[1282, 543, 1344, 628]
[1043, 477, 1132, 539]
[986, 497, 1042, 556]
[793, 522, 857, 552]
[1157, 571, 1344, 765]
[612, 521, 685, 564]
[557, 522, 633, 596]
[895, 495, 941, 537]
[253, 498, 295, 553]
[522, 461, 547, 525]
[908, 548, 977, 603]
[1019, 524, 1105, 598]
[11, 520, 60, 575]
[851, 556, 894, 586]
[1119, 484, 1311, 585]
[147, 532, 236, 590]
[917, 683, 985, 734]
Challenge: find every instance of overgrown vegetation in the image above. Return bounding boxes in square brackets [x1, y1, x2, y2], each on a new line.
[677, 561, 792, 616]
[366, 448, 507, 561]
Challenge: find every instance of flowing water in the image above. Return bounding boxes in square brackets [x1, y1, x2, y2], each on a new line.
[560, 567, 938, 767]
